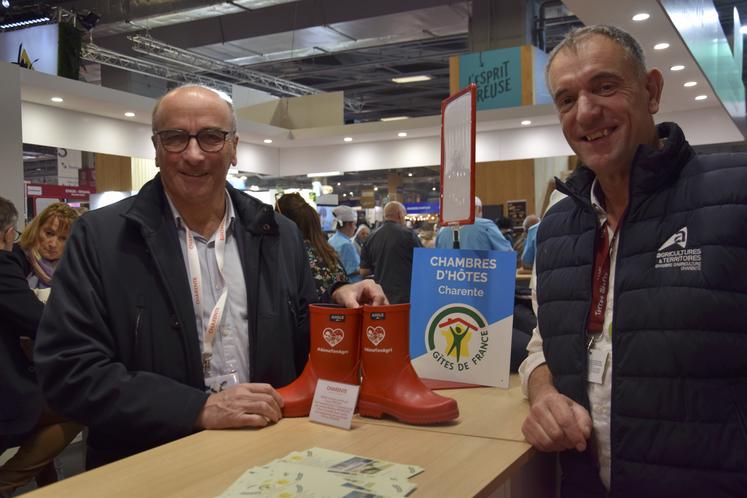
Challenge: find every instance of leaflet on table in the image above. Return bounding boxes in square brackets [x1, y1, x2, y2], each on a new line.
[280, 447, 423, 480]
[217, 464, 416, 497]
[216, 447, 422, 498]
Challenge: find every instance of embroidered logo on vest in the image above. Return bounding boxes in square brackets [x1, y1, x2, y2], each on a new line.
[655, 226, 701, 271]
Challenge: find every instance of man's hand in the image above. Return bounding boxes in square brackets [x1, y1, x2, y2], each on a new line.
[195, 383, 284, 429]
[332, 280, 388, 308]
[521, 365, 592, 452]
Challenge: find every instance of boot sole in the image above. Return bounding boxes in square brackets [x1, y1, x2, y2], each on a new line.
[357, 399, 459, 425]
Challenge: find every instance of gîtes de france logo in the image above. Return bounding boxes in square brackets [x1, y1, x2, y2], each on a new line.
[425, 304, 488, 372]
[316, 328, 348, 355]
[655, 226, 701, 271]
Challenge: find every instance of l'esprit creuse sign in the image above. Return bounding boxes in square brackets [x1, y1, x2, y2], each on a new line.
[458, 46, 522, 111]
[409, 248, 515, 388]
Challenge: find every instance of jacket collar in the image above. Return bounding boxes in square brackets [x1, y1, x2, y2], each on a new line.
[123, 173, 279, 237]
[555, 122, 693, 210]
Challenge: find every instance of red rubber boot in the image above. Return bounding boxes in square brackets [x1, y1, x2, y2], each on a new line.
[358, 303, 459, 424]
[278, 304, 361, 417]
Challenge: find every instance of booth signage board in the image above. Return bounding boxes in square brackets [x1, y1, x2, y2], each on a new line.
[0, 24, 59, 75]
[506, 199, 528, 228]
[404, 202, 439, 214]
[26, 183, 95, 201]
[409, 248, 515, 388]
[459, 46, 522, 111]
[440, 85, 475, 227]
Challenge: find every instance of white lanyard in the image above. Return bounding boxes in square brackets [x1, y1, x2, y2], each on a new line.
[185, 209, 229, 376]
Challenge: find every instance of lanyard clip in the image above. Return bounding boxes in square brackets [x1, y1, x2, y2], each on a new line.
[586, 333, 597, 353]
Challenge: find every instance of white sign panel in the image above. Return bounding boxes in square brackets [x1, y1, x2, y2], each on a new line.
[440, 85, 476, 226]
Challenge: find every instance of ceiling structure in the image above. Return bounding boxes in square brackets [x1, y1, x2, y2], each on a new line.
[4, 0, 747, 203]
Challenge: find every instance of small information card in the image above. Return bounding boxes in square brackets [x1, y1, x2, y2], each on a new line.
[309, 379, 360, 430]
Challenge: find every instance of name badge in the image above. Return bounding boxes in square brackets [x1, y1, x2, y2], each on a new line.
[204, 372, 239, 393]
[587, 349, 609, 385]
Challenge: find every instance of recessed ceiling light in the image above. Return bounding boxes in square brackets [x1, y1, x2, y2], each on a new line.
[398, 132, 408, 137]
[124, 111, 135, 117]
[349, 191, 354, 196]
[343, 137, 353, 142]
[374, 186, 378, 191]
[432, 186, 436, 191]
[263, 139, 273, 144]
[654, 42, 670, 50]
[632, 13, 650, 21]
[391, 75, 432, 84]
[670, 65, 685, 71]
[695, 95, 708, 101]
[380, 116, 409, 121]
[408, 172, 413, 177]
[683, 81, 698, 87]
[343, 193, 347, 197]
[521, 120, 531, 126]
[50, 97, 63, 103]
[336, 182, 341, 186]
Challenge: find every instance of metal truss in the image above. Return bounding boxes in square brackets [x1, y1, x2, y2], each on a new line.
[128, 35, 364, 112]
[81, 43, 234, 95]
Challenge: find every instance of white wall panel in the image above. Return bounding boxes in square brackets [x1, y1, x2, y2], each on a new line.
[0, 62, 24, 215]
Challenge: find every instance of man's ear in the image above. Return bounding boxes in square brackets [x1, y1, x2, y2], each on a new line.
[645, 68, 664, 115]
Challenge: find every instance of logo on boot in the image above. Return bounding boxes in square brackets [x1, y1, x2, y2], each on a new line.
[366, 326, 385, 346]
[323, 328, 344, 347]
[425, 304, 487, 372]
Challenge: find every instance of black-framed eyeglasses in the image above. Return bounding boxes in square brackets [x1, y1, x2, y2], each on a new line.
[13, 228, 21, 242]
[154, 129, 234, 153]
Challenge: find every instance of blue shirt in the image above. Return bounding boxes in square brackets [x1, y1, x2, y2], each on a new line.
[436, 217, 513, 252]
[328, 231, 361, 282]
[521, 223, 539, 267]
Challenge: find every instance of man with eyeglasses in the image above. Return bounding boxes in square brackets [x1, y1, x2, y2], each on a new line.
[34, 85, 387, 468]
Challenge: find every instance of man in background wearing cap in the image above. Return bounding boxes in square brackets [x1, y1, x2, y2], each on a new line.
[435, 197, 512, 251]
[328, 205, 361, 283]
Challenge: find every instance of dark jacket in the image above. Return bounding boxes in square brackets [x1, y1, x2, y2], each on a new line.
[34, 175, 317, 465]
[0, 249, 44, 447]
[536, 123, 747, 497]
[360, 220, 421, 304]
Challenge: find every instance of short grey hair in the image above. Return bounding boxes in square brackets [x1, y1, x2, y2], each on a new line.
[151, 84, 238, 133]
[0, 196, 18, 231]
[546, 25, 647, 91]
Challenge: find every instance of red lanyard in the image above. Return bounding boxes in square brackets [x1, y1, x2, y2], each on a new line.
[587, 222, 618, 335]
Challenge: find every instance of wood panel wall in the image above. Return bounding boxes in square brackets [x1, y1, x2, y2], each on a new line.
[475, 159, 535, 217]
[94, 153, 132, 192]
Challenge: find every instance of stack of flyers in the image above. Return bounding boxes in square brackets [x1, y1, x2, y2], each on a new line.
[216, 447, 423, 497]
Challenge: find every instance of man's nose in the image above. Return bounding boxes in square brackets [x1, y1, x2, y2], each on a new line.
[576, 93, 602, 126]
[182, 136, 206, 160]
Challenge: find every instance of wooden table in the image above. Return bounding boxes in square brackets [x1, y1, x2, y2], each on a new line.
[25, 376, 551, 498]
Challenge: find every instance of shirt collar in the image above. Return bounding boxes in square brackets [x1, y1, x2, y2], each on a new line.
[165, 190, 236, 237]
[589, 177, 608, 226]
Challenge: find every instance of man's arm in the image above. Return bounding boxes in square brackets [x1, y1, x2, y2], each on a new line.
[34, 218, 209, 446]
[486, 223, 513, 252]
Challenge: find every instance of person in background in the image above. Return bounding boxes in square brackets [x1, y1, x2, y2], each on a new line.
[511, 214, 540, 259]
[353, 224, 370, 255]
[360, 202, 421, 304]
[520, 25, 747, 496]
[33, 85, 386, 469]
[435, 197, 512, 251]
[520, 215, 541, 270]
[328, 205, 361, 283]
[276, 193, 347, 300]
[495, 216, 514, 247]
[15, 203, 79, 292]
[0, 197, 80, 496]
